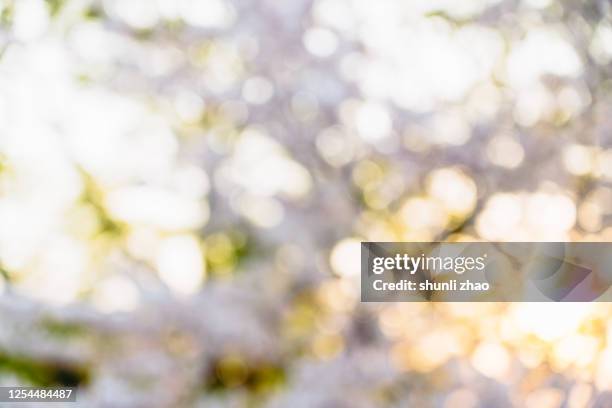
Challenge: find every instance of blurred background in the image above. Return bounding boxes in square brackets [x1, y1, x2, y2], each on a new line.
[0, 0, 612, 406]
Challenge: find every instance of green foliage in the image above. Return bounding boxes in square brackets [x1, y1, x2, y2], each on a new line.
[45, 0, 65, 16]
[205, 357, 286, 397]
[79, 169, 126, 238]
[41, 320, 87, 339]
[0, 353, 89, 387]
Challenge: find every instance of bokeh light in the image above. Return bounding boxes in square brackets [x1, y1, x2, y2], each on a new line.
[0, 0, 612, 406]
